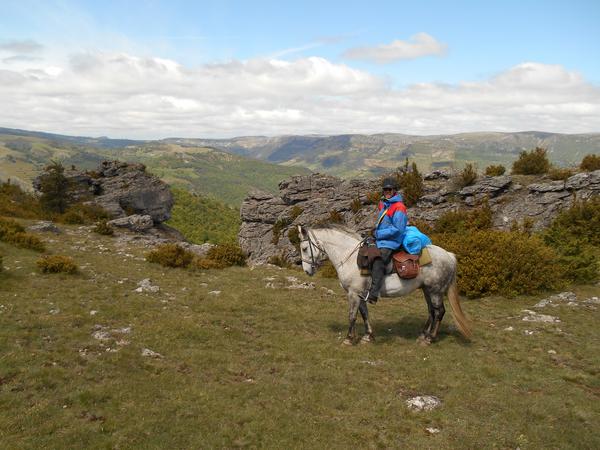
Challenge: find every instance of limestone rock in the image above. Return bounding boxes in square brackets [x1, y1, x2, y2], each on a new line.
[27, 221, 61, 233]
[108, 214, 154, 232]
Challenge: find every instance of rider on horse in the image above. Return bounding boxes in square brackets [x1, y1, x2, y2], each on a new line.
[362, 177, 408, 304]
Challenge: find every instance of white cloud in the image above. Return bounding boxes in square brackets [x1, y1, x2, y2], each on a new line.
[0, 51, 598, 139]
[0, 39, 44, 54]
[342, 33, 447, 63]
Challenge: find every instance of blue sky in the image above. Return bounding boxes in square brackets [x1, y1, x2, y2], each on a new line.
[0, 0, 599, 138]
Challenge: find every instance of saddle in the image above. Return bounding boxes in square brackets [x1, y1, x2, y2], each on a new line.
[357, 239, 432, 279]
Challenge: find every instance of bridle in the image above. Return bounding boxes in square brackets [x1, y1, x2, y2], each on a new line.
[300, 230, 326, 271]
[300, 228, 365, 271]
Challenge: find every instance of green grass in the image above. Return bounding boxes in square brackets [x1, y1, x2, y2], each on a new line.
[0, 222, 599, 448]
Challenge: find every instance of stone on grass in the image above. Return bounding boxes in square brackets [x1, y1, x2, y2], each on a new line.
[522, 309, 560, 323]
[135, 278, 160, 293]
[141, 348, 163, 358]
[406, 395, 442, 411]
[27, 221, 61, 233]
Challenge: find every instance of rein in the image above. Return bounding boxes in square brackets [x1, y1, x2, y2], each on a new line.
[301, 229, 365, 271]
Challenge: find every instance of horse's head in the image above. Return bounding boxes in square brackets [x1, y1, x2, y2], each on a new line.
[298, 225, 326, 276]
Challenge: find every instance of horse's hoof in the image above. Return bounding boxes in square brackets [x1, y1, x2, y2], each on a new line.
[360, 334, 374, 344]
[342, 338, 354, 346]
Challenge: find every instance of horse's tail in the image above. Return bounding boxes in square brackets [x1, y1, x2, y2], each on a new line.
[448, 275, 472, 340]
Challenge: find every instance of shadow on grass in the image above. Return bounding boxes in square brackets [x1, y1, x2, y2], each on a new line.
[327, 314, 473, 345]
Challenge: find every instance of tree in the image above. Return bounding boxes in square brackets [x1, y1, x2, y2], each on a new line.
[38, 161, 70, 213]
[395, 159, 423, 207]
[512, 147, 550, 175]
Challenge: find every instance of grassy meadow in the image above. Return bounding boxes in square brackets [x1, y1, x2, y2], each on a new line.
[1, 221, 599, 449]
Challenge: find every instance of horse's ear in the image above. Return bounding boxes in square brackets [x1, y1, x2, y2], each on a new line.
[298, 225, 307, 239]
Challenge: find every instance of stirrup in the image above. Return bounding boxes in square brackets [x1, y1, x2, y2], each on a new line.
[360, 291, 378, 305]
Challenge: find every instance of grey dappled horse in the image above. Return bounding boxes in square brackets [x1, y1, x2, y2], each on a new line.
[298, 225, 472, 345]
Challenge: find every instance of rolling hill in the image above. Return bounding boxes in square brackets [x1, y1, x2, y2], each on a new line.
[0, 128, 309, 206]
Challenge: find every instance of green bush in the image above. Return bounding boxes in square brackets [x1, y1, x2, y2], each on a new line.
[206, 243, 246, 267]
[93, 220, 114, 236]
[541, 197, 600, 283]
[512, 147, 550, 175]
[36, 255, 78, 274]
[580, 154, 600, 172]
[548, 167, 574, 181]
[485, 164, 506, 176]
[146, 244, 194, 268]
[433, 230, 563, 298]
[78, 203, 111, 222]
[395, 160, 424, 207]
[433, 200, 493, 234]
[0, 218, 46, 252]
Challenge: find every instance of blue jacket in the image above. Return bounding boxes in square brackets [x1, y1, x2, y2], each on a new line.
[375, 194, 408, 250]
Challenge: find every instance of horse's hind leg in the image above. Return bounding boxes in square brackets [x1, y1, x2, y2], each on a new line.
[419, 290, 435, 342]
[343, 292, 361, 345]
[358, 301, 374, 343]
[427, 292, 446, 342]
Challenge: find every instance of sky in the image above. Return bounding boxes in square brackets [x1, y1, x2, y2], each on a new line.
[0, 0, 599, 139]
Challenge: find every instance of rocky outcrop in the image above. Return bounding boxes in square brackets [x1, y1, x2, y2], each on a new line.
[33, 160, 174, 223]
[239, 170, 600, 264]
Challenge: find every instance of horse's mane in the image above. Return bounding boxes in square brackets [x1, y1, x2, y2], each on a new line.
[308, 223, 362, 240]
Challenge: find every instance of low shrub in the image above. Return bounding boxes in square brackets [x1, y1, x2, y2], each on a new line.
[93, 220, 114, 236]
[580, 154, 600, 172]
[0, 180, 45, 219]
[287, 227, 301, 250]
[350, 198, 362, 213]
[454, 163, 478, 189]
[272, 218, 291, 244]
[146, 244, 194, 268]
[36, 255, 78, 274]
[512, 147, 550, 175]
[0, 218, 46, 252]
[548, 167, 574, 181]
[485, 164, 506, 176]
[59, 210, 85, 224]
[191, 257, 225, 270]
[328, 210, 344, 224]
[206, 243, 246, 267]
[319, 260, 338, 278]
[289, 206, 304, 221]
[267, 254, 293, 269]
[78, 203, 111, 222]
[365, 190, 381, 205]
[433, 230, 563, 298]
[433, 200, 493, 234]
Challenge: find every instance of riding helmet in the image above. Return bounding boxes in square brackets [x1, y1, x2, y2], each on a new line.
[381, 177, 398, 191]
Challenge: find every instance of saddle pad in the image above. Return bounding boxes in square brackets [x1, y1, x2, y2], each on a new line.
[420, 247, 432, 266]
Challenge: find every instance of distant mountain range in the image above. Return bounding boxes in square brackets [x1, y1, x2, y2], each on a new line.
[1, 127, 599, 201]
[167, 131, 600, 177]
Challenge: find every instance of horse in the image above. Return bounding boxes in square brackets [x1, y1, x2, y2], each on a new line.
[298, 225, 472, 345]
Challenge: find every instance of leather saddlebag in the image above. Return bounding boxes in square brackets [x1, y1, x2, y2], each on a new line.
[393, 251, 420, 279]
[357, 240, 381, 276]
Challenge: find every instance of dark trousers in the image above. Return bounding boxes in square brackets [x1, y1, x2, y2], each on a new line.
[369, 248, 393, 298]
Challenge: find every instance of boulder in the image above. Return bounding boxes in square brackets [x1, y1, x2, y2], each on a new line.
[108, 214, 154, 232]
[27, 221, 61, 233]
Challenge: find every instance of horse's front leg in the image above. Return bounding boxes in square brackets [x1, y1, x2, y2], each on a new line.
[358, 301, 375, 343]
[343, 292, 361, 345]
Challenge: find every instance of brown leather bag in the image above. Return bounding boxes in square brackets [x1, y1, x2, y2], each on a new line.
[392, 251, 420, 279]
[357, 243, 381, 276]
